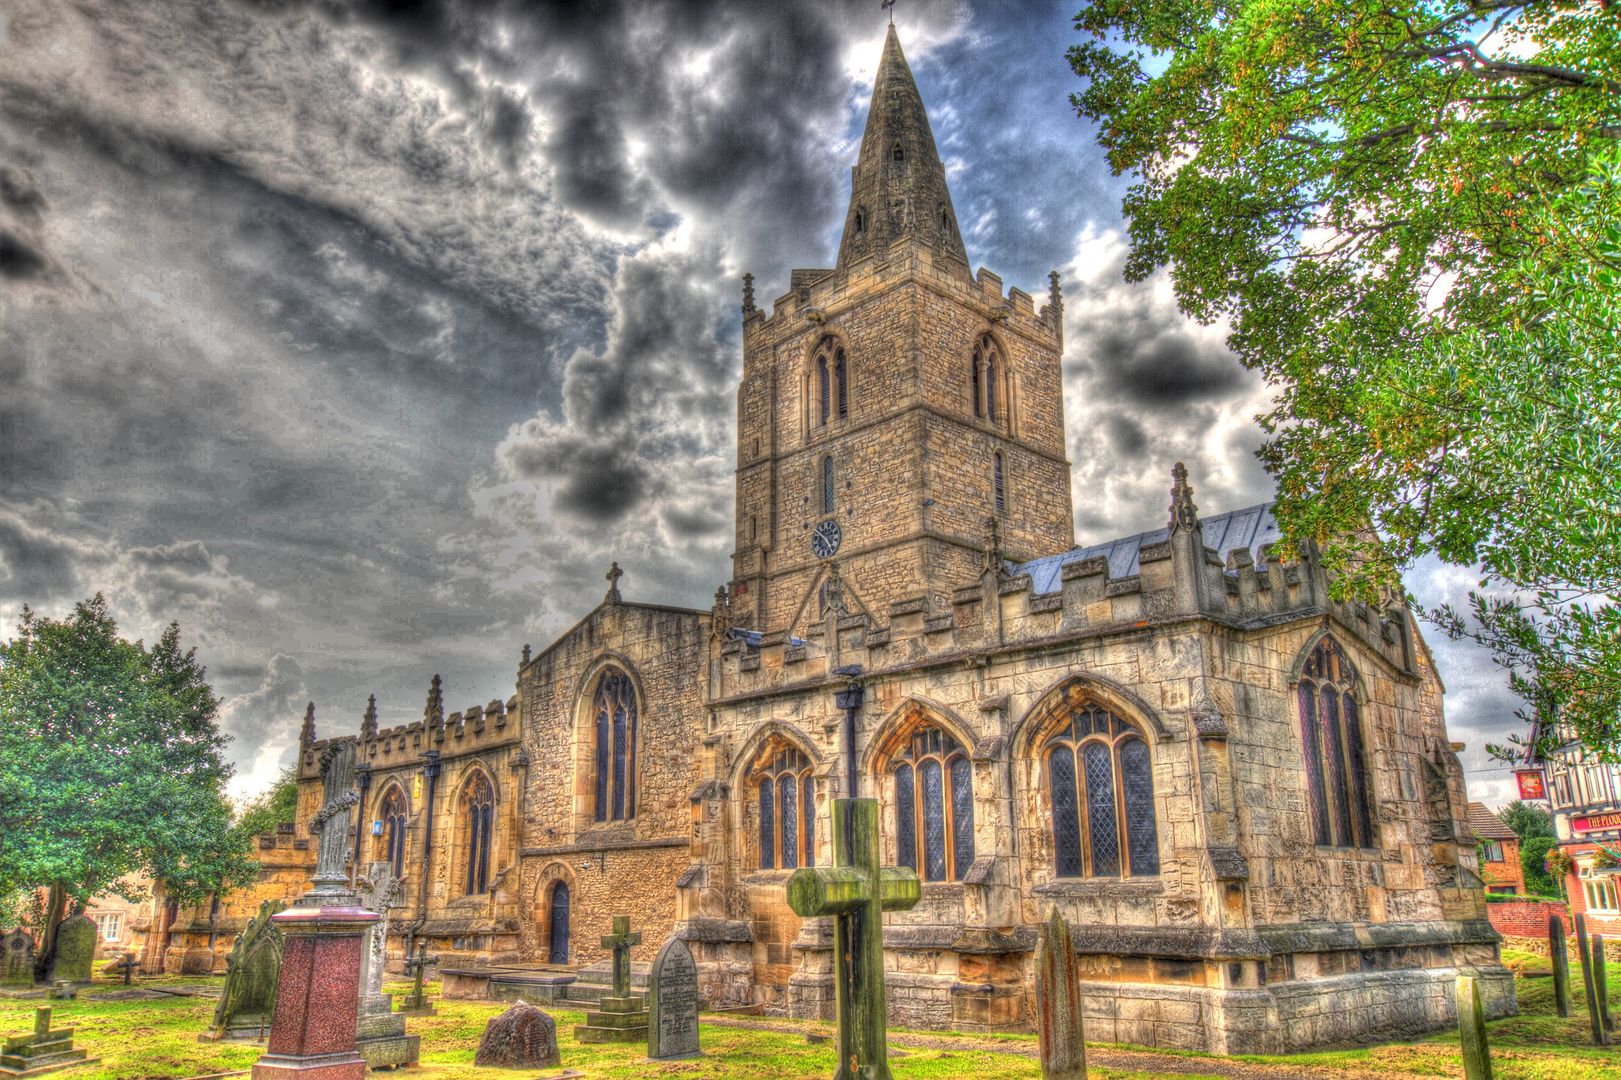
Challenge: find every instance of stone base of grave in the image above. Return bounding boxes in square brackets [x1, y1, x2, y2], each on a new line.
[0, 1022, 99, 1078]
[355, 995, 420, 1069]
[573, 997, 649, 1044]
[392, 1002, 438, 1017]
[198, 1012, 274, 1042]
[249, 1049, 368, 1079]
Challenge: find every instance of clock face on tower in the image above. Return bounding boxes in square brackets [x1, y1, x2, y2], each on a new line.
[811, 520, 842, 559]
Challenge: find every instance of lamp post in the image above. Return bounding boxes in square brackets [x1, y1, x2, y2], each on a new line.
[833, 665, 864, 799]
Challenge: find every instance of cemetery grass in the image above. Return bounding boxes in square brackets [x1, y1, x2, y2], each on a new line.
[1, 974, 1617, 1080]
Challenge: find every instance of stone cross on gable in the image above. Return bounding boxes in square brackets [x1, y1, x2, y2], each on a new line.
[787, 798, 920, 1080]
[601, 916, 641, 999]
[605, 562, 624, 604]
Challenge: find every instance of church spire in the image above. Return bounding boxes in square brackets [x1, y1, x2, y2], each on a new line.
[837, 25, 968, 273]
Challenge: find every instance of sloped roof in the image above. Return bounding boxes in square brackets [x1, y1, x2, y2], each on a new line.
[1468, 802, 1518, 841]
[1012, 503, 1281, 596]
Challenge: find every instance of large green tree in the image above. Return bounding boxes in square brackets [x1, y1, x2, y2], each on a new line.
[0, 596, 257, 965]
[1069, 2, 1620, 757]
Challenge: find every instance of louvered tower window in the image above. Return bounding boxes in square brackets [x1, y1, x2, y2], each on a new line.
[993, 453, 1005, 512]
[818, 354, 830, 426]
[1046, 705, 1159, 878]
[835, 349, 848, 419]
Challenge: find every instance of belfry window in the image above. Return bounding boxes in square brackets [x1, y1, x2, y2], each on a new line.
[756, 745, 815, 870]
[1046, 705, 1159, 879]
[993, 453, 1005, 512]
[379, 786, 408, 879]
[813, 343, 848, 429]
[462, 773, 494, 895]
[1297, 637, 1374, 848]
[592, 668, 638, 823]
[818, 355, 830, 425]
[892, 725, 973, 882]
[836, 350, 848, 419]
[893, 142, 904, 162]
[854, 207, 866, 234]
[973, 338, 1002, 423]
[823, 456, 835, 515]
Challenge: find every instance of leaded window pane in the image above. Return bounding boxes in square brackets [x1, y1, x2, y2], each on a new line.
[824, 457, 835, 515]
[1298, 683, 1331, 845]
[759, 779, 774, 870]
[921, 759, 947, 882]
[1320, 689, 1353, 846]
[1083, 742, 1119, 877]
[465, 804, 480, 894]
[1342, 694, 1373, 847]
[803, 772, 815, 867]
[478, 803, 492, 893]
[594, 701, 609, 822]
[949, 755, 974, 881]
[1120, 738, 1159, 876]
[779, 773, 798, 870]
[894, 764, 916, 871]
[1049, 746, 1082, 878]
[612, 701, 627, 821]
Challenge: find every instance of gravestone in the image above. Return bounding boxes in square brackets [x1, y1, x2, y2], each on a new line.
[45, 918, 94, 986]
[1576, 913, 1607, 1045]
[574, 917, 649, 1044]
[395, 942, 438, 1017]
[0, 1006, 99, 1078]
[1596, 933, 1615, 1033]
[1036, 909, 1087, 1080]
[647, 937, 701, 1061]
[354, 862, 418, 1069]
[204, 899, 286, 1041]
[1, 932, 34, 989]
[1550, 915, 1572, 1018]
[475, 1001, 560, 1069]
[786, 797, 921, 1080]
[1456, 975, 1493, 1080]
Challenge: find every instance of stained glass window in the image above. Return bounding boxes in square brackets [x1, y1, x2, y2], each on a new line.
[758, 778, 774, 870]
[1045, 704, 1159, 878]
[592, 669, 638, 822]
[888, 723, 973, 880]
[779, 773, 798, 870]
[894, 762, 916, 871]
[463, 773, 493, 895]
[1296, 637, 1376, 848]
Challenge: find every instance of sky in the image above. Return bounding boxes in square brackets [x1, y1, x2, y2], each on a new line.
[0, 0, 1526, 807]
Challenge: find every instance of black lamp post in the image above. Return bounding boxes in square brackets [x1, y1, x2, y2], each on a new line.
[833, 665, 864, 798]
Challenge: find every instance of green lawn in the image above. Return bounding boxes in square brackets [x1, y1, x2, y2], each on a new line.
[0, 969, 1616, 1080]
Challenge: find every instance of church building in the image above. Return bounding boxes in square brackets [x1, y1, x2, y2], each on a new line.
[277, 26, 1511, 1054]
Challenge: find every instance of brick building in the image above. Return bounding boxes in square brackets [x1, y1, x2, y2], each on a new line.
[1469, 803, 1523, 895]
[264, 26, 1510, 1054]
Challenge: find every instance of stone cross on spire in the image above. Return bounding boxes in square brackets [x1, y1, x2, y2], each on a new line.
[605, 561, 624, 604]
[1168, 462, 1201, 537]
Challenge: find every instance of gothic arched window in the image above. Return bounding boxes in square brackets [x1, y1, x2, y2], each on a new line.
[592, 668, 638, 823]
[379, 786, 408, 879]
[755, 745, 815, 870]
[1046, 705, 1159, 878]
[462, 773, 494, 895]
[892, 724, 973, 882]
[823, 456, 836, 515]
[973, 338, 1002, 423]
[1298, 637, 1374, 848]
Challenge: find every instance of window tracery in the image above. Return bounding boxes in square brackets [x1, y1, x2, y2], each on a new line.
[1045, 705, 1159, 878]
[592, 668, 638, 823]
[462, 772, 494, 895]
[378, 786, 408, 879]
[1297, 637, 1374, 848]
[891, 724, 973, 881]
[754, 745, 815, 870]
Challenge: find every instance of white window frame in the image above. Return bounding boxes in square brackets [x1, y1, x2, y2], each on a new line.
[92, 912, 122, 942]
[1581, 864, 1620, 914]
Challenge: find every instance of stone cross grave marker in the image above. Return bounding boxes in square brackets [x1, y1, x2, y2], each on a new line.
[647, 936, 701, 1061]
[1456, 975, 1493, 1080]
[787, 797, 921, 1080]
[1, 931, 34, 989]
[397, 942, 438, 1016]
[1036, 909, 1087, 1080]
[0, 1006, 99, 1077]
[605, 915, 640, 998]
[1576, 913, 1608, 1045]
[574, 916, 650, 1044]
[1550, 914, 1572, 1019]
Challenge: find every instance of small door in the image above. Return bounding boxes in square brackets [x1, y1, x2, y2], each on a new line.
[547, 883, 570, 964]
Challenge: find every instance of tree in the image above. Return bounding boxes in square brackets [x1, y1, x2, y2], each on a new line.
[1520, 835, 1561, 898]
[234, 766, 299, 841]
[0, 596, 258, 969]
[1498, 799, 1555, 841]
[1069, 3, 1621, 757]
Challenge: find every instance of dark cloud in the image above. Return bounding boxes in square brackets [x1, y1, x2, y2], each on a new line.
[1092, 330, 1248, 407]
[0, 229, 47, 279]
[1103, 413, 1148, 455]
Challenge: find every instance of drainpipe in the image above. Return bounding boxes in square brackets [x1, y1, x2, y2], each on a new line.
[351, 763, 373, 889]
[405, 750, 441, 959]
[833, 666, 864, 799]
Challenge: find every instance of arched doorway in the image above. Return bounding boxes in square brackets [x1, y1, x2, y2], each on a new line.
[547, 882, 570, 964]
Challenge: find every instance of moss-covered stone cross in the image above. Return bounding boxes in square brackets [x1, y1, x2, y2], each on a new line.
[787, 798, 920, 1080]
[601, 916, 641, 1000]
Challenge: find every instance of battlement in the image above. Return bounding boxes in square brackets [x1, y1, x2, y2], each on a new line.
[297, 682, 521, 779]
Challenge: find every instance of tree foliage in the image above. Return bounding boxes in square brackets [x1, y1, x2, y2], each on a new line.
[0, 596, 258, 913]
[1069, 2, 1620, 757]
[1520, 835, 1561, 897]
[234, 766, 299, 841]
[1498, 798, 1555, 840]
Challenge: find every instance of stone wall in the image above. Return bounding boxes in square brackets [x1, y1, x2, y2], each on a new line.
[160, 826, 315, 974]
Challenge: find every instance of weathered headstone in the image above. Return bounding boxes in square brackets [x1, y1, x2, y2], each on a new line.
[647, 937, 701, 1061]
[0, 1006, 99, 1077]
[1456, 975, 1493, 1080]
[395, 942, 438, 1017]
[1, 931, 34, 989]
[1036, 909, 1086, 1080]
[574, 917, 649, 1044]
[354, 861, 418, 1069]
[1576, 912, 1608, 1045]
[475, 1001, 561, 1069]
[786, 797, 922, 1080]
[204, 899, 286, 1041]
[1595, 933, 1615, 1033]
[45, 917, 94, 985]
[1550, 915, 1572, 1019]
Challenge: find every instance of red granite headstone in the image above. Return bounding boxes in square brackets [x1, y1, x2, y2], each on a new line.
[250, 907, 378, 1079]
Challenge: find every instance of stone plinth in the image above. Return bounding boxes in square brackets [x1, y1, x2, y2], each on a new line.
[250, 905, 379, 1080]
[355, 995, 419, 1070]
[574, 996, 649, 1044]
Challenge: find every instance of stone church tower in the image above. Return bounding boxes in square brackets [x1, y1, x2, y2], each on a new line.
[728, 25, 1074, 638]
